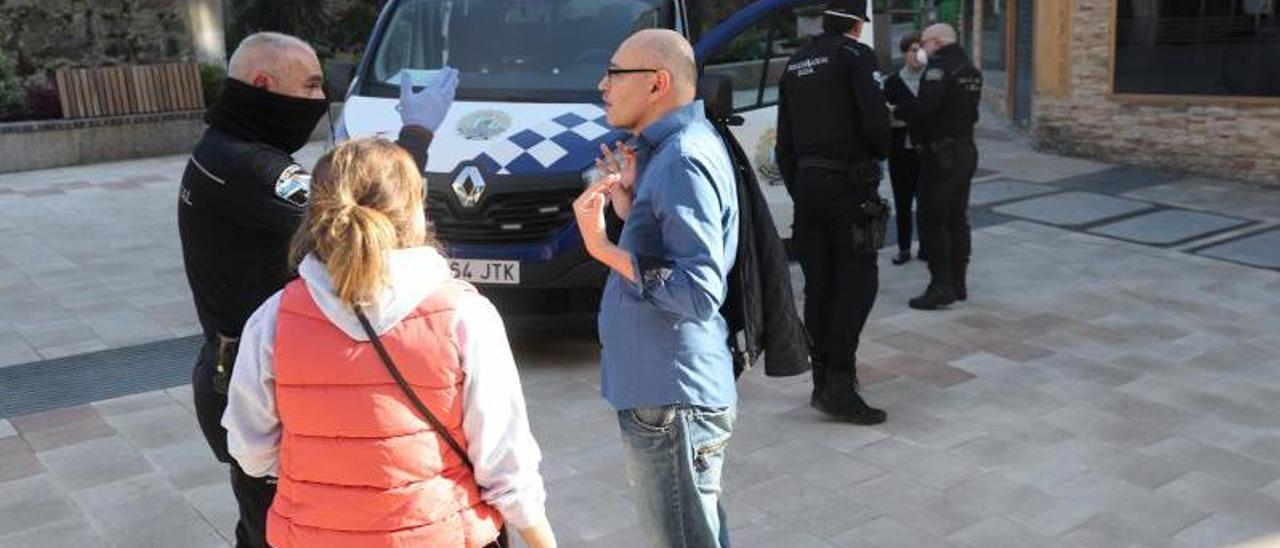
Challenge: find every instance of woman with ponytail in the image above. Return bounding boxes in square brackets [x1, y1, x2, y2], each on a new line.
[222, 138, 556, 548]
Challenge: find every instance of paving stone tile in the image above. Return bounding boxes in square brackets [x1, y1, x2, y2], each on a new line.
[1038, 405, 1173, 450]
[1045, 473, 1209, 536]
[831, 516, 958, 548]
[91, 390, 182, 418]
[1143, 436, 1280, 489]
[0, 419, 13, 439]
[542, 475, 638, 542]
[0, 475, 81, 538]
[968, 179, 1059, 206]
[35, 435, 153, 491]
[1157, 471, 1280, 530]
[0, 436, 43, 483]
[857, 439, 983, 490]
[101, 403, 201, 450]
[71, 473, 228, 548]
[738, 439, 883, 491]
[1089, 209, 1250, 245]
[844, 474, 985, 537]
[14, 318, 99, 352]
[182, 482, 237, 545]
[9, 405, 115, 452]
[1060, 514, 1172, 548]
[944, 472, 1098, 536]
[1196, 227, 1280, 270]
[80, 308, 171, 347]
[733, 475, 878, 539]
[994, 192, 1155, 227]
[1172, 512, 1275, 548]
[0, 518, 105, 548]
[948, 516, 1073, 548]
[730, 516, 842, 548]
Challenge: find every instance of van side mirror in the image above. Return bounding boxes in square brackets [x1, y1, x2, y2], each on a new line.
[325, 61, 356, 103]
[697, 73, 740, 125]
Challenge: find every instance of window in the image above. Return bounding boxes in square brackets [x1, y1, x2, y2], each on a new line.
[1114, 0, 1280, 97]
[701, 6, 826, 111]
[366, 0, 674, 102]
[981, 0, 1009, 94]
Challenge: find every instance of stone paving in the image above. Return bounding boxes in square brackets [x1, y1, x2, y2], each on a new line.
[2, 123, 1280, 547]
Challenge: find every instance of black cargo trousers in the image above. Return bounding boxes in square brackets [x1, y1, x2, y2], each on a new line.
[791, 163, 884, 399]
[917, 137, 978, 278]
[193, 336, 276, 548]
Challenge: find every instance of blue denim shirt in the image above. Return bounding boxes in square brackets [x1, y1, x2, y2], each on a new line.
[598, 101, 739, 410]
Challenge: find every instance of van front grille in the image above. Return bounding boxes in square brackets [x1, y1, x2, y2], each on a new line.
[427, 189, 579, 245]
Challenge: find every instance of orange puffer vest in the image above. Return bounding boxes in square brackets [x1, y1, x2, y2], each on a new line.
[268, 278, 502, 548]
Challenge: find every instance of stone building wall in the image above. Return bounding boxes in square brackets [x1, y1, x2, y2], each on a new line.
[0, 0, 199, 80]
[1030, 0, 1280, 184]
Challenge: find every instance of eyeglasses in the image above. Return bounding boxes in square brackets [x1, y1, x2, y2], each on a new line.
[602, 67, 658, 83]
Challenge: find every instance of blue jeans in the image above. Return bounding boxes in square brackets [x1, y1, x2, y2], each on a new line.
[618, 404, 736, 548]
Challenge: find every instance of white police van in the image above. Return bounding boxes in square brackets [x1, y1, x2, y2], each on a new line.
[330, 0, 873, 322]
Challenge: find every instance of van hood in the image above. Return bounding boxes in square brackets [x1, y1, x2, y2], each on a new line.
[342, 97, 628, 176]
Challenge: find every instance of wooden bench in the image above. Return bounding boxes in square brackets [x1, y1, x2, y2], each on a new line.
[54, 63, 205, 119]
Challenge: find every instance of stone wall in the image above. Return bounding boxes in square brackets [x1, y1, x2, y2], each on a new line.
[1029, 0, 1280, 184]
[0, 0, 200, 80]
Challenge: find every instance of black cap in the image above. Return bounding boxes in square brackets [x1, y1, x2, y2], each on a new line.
[825, 0, 870, 22]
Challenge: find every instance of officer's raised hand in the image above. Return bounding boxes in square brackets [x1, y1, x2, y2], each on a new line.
[399, 67, 459, 133]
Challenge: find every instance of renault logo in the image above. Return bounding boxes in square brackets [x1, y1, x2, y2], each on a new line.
[452, 165, 486, 208]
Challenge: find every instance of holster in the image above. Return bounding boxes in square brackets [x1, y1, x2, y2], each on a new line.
[211, 333, 240, 395]
[851, 193, 889, 253]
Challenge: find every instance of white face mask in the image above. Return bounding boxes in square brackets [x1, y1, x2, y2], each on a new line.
[915, 47, 929, 66]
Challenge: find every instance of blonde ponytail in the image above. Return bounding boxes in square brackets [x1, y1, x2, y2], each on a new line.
[290, 138, 436, 307]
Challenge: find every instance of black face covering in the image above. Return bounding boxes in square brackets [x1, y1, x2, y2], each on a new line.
[206, 78, 329, 153]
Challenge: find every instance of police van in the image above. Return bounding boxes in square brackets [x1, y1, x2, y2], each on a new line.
[330, 0, 874, 322]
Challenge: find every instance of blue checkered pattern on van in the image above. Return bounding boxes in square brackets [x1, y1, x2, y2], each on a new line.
[471, 111, 627, 176]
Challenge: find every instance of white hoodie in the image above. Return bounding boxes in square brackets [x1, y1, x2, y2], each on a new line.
[222, 246, 548, 529]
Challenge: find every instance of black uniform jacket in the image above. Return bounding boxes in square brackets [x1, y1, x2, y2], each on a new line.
[775, 33, 891, 189]
[177, 126, 433, 340]
[894, 43, 983, 144]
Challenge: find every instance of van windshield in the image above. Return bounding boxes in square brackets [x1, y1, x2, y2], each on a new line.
[367, 0, 675, 102]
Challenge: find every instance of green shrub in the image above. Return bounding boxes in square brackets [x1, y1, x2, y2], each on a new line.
[0, 52, 25, 119]
[200, 62, 227, 107]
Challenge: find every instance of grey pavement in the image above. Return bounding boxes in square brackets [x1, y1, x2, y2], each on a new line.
[3, 121, 1280, 547]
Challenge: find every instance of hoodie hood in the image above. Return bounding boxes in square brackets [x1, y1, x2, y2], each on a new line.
[298, 246, 452, 340]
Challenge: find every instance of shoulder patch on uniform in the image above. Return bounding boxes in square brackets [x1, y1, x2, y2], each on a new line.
[274, 164, 310, 206]
[925, 68, 945, 81]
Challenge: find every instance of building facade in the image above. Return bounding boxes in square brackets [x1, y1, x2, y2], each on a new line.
[971, 0, 1280, 184]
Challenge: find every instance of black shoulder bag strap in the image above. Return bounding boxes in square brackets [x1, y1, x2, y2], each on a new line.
[354, 307, 511, 547]
[354, 306, 472, 466]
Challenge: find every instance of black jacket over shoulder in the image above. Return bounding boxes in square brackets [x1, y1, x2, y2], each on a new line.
[178, 125, 433, 340]
[712, 122, 811, 379]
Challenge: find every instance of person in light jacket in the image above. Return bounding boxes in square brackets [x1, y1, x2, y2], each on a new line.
[223, 138, 556, 548]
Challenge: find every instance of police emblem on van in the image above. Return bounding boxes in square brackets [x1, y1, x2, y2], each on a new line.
[453, 165, 486, 208]
[457, 110, 512, 141]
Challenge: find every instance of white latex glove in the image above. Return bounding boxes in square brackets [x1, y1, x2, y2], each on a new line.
[398, 67, 459, 133]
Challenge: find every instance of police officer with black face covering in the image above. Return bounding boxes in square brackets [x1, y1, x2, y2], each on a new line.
[893, 23, 982, 310]
[776, 0, 890, 425]
[178, 32, 458, 547]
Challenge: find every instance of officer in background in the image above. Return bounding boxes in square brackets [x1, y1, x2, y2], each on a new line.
[178, 32, 456, 547]
[893, 23, 982, 310]
[776, 0, 890, 425]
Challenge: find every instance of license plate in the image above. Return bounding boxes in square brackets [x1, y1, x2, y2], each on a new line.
[449, 259, 520, 285]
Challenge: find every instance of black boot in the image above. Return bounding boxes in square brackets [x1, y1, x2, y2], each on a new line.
[813, 390, 887, 425]
[909, 262, 957, 310]
[953, 260, 968, 301]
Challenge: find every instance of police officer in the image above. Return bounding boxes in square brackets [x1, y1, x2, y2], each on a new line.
[776, 0, 890, 425]
[893, 23, 982, 310]
[178, 32, 457, 547]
